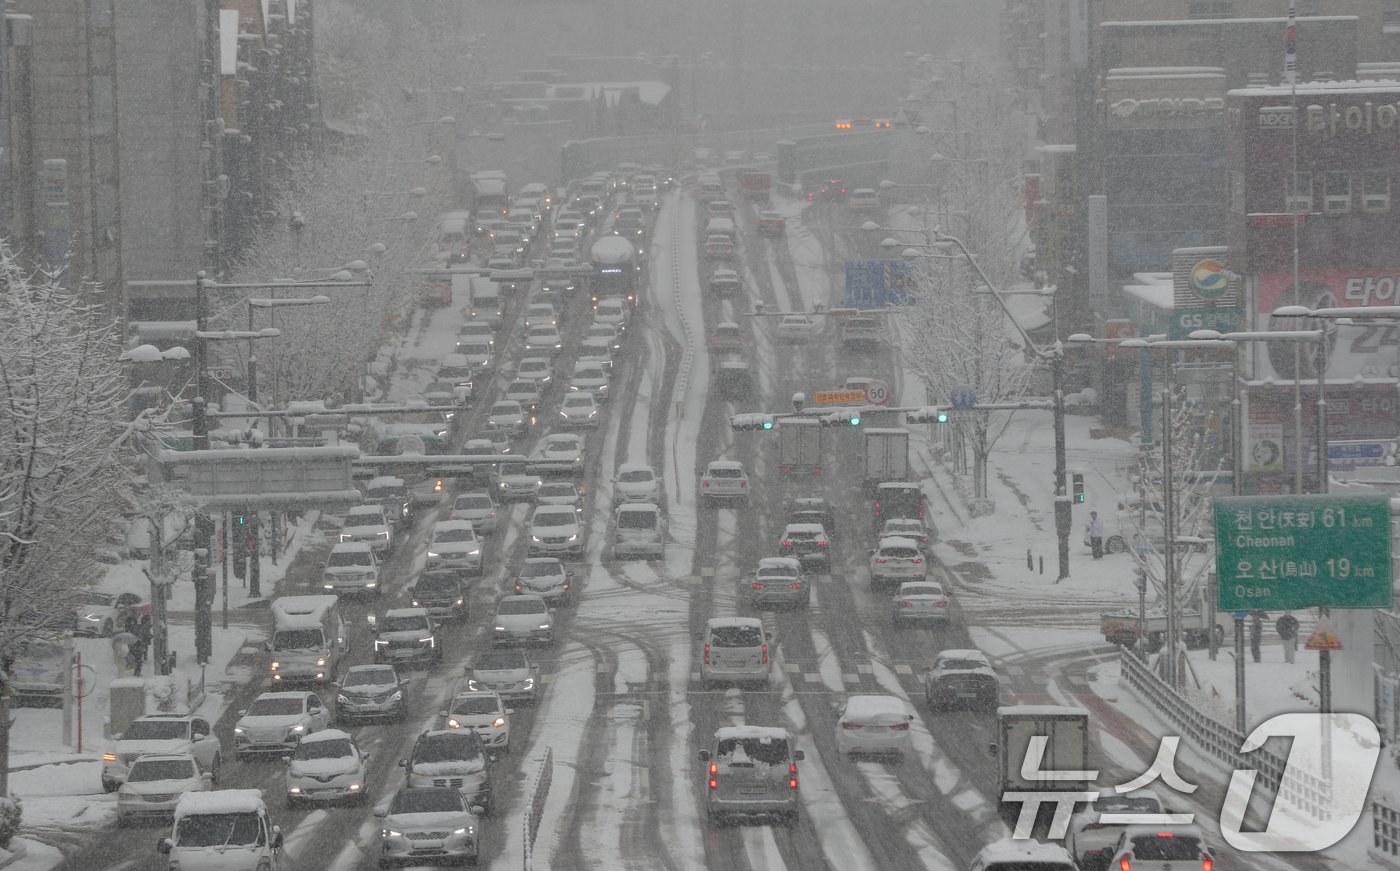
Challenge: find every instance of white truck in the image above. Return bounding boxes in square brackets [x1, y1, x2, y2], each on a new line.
[777, 418, 823, 474]
[862, 428, 909, 487]
[268, 596, 347, 685]
[990, 705, 1090, 827]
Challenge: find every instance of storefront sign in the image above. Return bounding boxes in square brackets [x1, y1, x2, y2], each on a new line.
[1256, 271, 1400, 381]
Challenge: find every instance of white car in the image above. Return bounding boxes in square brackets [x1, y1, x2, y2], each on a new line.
[426, 520, 483, 576]
[456, 321, 496, 349]
[536, 482, 583, 508]
[527, 505, 584, 558]
[833, 694, 915, 760]
[612, 463, 660, 504]
[450, 491, 499, 535]
[339, 504, 394, 554]
[465, 649, 539, 703]
[558, 391, 601, 427]
[584, 321, 622, 350]
[492, 595, 554, 645]
[527, 433, 585, 477]
[70, 591, 145, 638]
[524, 324, 564, 356]
[1066, 794, 1166, 870]
[511, 558, 575, 605]
[495, 461, 542, 502]
[102, 715, 222, 792]
[592, 298, 629, 330]
[486, 400, 531, 437]
[1106, 825, 1215, 871]
[569, 361, 611, 402]
[879, 518, 931, 554]
[440, 691, 512, 752]
[233, 691, 331, 759]
[377, 787, 481, 867]
[869, 536, 927, 591]
[847, 187, 881, 211]
[504, 379, 544, 413]
[700, 460, 750, 505]
[284, 729, 367, 807]
[454, 340, 494, 370]
[613, 503, 665, 560]
[577, 338, 615, 373]
[524, 302, 558, 328]
[116, 753, 211, 825]
[321, 541, 381, 596]
[516, 356, 554, 389]
[776, 314, 814, 342]
[891, 580, 949, 626]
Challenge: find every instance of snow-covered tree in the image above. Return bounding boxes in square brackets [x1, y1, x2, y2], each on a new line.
[895, 63, 1039, 502]
[0, 247, 133, 650]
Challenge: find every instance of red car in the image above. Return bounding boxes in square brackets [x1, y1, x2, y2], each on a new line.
[756, 211, 786, 237]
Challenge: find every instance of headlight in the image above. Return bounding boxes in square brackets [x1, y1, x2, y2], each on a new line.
[389, 691, 402, 702]
[531, 536, 544, 543]
[82, 613, 101, 622]
[491, 717, 506, 728]
[336, 695, 350, 706]
[316, 658, 326, 667]
[454, 826, 475, 836]
[447, 717, 461, 729]
[468, 548, 480, 557]
[418, 636, 435, 645]
[233, 727, 245, 736]
[567, 534, 578, 542]
[427, 550, 439, 558]
[455, 598, 464, 606]
[378, 531, 389, 539]
[339, 534, 352, 542]
[466, 678, 480, 690]
[523, 677, 535, 690]
[384, 829, 403, 838]
[324, 584, 334, 590]
[103, 753, 117, 762]
[411, 600, 421, 607]
[538, 623, 551, 630]
[374, 639, 388, 648]
[289, 724, 306, 734]
[270, 661, 280, 671]
[494, 625, 507, 632]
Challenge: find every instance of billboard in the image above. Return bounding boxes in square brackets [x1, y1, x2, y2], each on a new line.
[1254, 270, 1400, 382]
[844, 260, 914, 309]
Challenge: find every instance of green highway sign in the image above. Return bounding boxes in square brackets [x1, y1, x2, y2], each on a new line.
[1215, 495, 1393, 610]
[1169, 306, 1239, 339]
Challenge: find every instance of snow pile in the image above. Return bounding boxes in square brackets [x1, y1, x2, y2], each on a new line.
[0, 797, 21, 849]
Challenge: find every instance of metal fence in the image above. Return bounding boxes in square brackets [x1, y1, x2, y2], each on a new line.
[522, 746, 554, 871]
[1119, 650, 1332, 820]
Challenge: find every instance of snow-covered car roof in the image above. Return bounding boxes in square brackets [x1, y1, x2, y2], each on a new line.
[842, 694, 911, 720]
[347, 504, 386, 517]
[937, 649, 989, 663]
[330, 541, 372, 554]
[383, 607, 430, 619]
[876, 536, 920, 550]
[368, 476, 406, 489]
[714, 725, 788, 743]
[298, 728, 353, 745]
[973, 838, 1076, 864]
[617, 462, 654, 475]
[175, 788, 266, 819]
[706, 617, 762, 630]
[433, 520, 476, 534]
[757, 557, 801, 571]
[706, 460, 744, 471]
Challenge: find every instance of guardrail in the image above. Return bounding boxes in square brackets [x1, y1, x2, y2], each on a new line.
[522, 745, 553, 871]
[1119, 650, 1332, 820]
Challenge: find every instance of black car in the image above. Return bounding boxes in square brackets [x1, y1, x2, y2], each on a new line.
[334, 664, 409, 724]
[409, 573, 469, 622]
[373, 608, 443, 667]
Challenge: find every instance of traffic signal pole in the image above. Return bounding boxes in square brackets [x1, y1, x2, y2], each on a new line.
[193, 272, 213, 664]
[1052, 353, 1072, 581]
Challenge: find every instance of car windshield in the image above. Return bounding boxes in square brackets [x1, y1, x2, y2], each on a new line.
[708, 467, 742, 478]
[415, 734, 481, 764]
[293, 737, 354, 761]
[533, 510, 574, 527]
[619, 469, 653, 483]
[272, 629, 323, 650]
[528, 327, 556, 338]
[617, 510, 655, 529]
[456, 496, 492, 510]
[491, 403, 519, 416]
[716, 736, 789, 765]
[246, 697, 304, 717]
[381, 615, 429, 633]
[343, 513, 381, 529]
[434, 528, 475, 543]
[475, 651, 527, 670]
[501, 464, 528, 476]
[508, 381, 536, 394]
[458, 343, 491, 356]
[415, 575, 459, 594]
[327, 550, 371, 567]
[563, 396, 592, 409]
[938, 657, 986, 671]
[390, 789, 464, 815]
[538, 485, 575, 499]
[175, 812, 262, 848]
[498, 599, 545, 616]
[519, 563, 560, 579]
[574, 368, 605, 380]
[760, 563, 798, 578]
[452, 696, 501, 716]
[123, 720, 187, 740]
[786, 530, 818, 541]
[587, 325, 613, 336]
[129, 758, 198, 782]
[1128, 834, 1203, 860]
[520, 361, 548, 374]
[709, 625, 763, 647]
[342, 667, 396, 688]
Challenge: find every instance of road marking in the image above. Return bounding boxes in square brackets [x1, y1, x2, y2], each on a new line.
[894, 663, 914, 675]
[857, 662, 874, 674]
[804, 672, 824, 682]
[701, 566, 715, 578]
[842, 673, 860, 683]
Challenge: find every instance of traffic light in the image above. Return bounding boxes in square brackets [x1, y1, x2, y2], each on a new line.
[821, 410, 862, 427]
[1072, 473, 1085, 503]
[234, 510, 249, 528]
[906, 407, 951, 424]
[731, 413, 776, 432]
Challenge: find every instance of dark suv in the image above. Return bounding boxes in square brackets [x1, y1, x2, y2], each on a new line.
[410, 573, 469, 622]
[787, 497, 836, 537]
[373, 608, 443, 667]
[872, 482, 925, 530]
[401, 730, 493, 814]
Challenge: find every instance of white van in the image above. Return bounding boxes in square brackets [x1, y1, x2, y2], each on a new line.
[613, 503, 664, 560]
[158, 789, 284, 871]
[468, 275, 503, 324]
[699, 617, 770, 688]
[268, 595, 348, 684]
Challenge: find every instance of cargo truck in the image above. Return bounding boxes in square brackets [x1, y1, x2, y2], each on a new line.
[990, 705, 1091, 827]
[862, 428, 908, 487]
[778, 418, 823, 474]
[1100, 583, 1227, 649]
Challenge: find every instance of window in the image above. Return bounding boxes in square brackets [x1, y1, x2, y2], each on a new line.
[1363, 170, 1391, 213]
[1285, 171, 1312, 214]
[1324, 171, 1352, 214]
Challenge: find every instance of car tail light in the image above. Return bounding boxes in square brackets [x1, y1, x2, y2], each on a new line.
[817, 540, 827, 547]
[934, 601, 948, 608]
[702, 480, 709, 488]
[787, 583, 802, 589]
[1202, 859, 1213, 871]
[1120, 858, 1131, 871]
[875, 558, 887, 564]
[911, 558, 922, 564]
[708, 762, 718, 790]
[897, 601, 913, 608]
[761, 644, 768, 664]
[789, 762, 798, 789]
[890, 721, 910, 731]
[740, 480, 747, 488]
[751, 583, 763, 589]
[703, 644, 711, 665]
[841, 721, 864, 730]
[782, 540, 792, 547]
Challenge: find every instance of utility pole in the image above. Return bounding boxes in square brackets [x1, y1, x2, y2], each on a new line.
[1052, 352, 1071, 580]
[192, 272, 213, 663]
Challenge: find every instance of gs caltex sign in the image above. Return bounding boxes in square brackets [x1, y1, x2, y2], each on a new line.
[1169, 245, 1238, 338]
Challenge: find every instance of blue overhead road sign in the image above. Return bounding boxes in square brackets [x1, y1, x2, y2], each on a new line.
[845, 260, 914, 309]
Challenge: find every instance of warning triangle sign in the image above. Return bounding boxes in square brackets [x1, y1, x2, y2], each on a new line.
[1305, 619, 1343, 651]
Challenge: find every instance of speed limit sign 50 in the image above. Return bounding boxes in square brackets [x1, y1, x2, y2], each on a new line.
[864, 380, 891, 406]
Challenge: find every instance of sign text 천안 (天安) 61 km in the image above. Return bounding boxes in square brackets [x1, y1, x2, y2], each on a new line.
[1214, 494, 1393, 611]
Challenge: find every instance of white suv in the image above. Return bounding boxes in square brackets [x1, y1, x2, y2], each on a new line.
[700, 460, 750, 506]
[612, 463, 660, 504]
[868, 535, 926, 592]
[322, 541, 381, 596]
[102, 714, 222, 793]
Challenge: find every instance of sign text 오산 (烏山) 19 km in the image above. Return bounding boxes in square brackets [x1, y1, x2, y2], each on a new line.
[1214, 494, 1393, 611]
